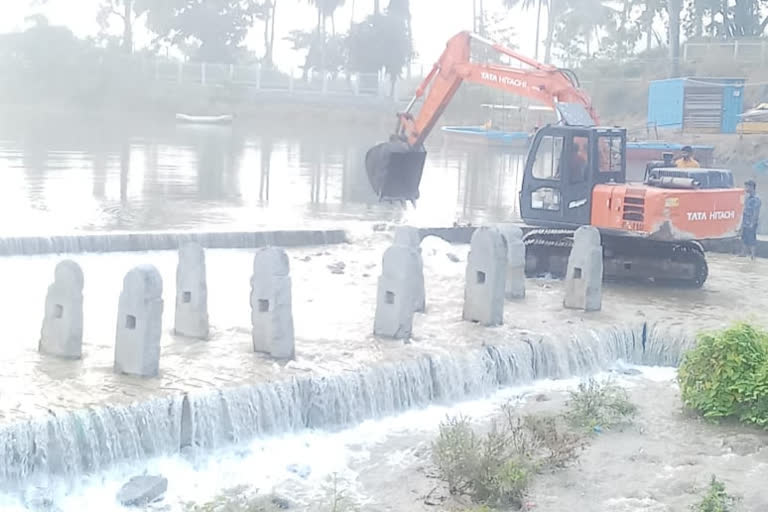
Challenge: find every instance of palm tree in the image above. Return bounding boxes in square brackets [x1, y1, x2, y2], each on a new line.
[641, 0, 661, 51]
[307, 0, 345, 72]
[668, 0, 682, 75]
[561, 0, 610, 58]
[503, 0, 544, 59]
[307, 0, 346, 36]
[263, 0, 278, 67]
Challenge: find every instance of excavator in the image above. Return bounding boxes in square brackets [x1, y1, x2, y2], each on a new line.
[365, 31, 745, 288]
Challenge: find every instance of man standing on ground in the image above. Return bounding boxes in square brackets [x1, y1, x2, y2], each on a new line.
[741, 180, 761, 260]
[675, 146, 700, 168]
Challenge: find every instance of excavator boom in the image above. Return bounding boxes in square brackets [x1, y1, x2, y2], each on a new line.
[366, 31, 597, 201]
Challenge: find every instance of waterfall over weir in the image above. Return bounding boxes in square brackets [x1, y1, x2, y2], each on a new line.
[0, 322, 693, 487]
[0, 230, 347, 256]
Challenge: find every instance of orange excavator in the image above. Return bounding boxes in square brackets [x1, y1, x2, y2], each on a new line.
[365, 32, 745, 287]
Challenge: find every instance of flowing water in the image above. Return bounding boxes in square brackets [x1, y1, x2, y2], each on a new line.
[0, 113, 525, 236]
[0, 112, 764, 510]
[0, 363, 677, 511]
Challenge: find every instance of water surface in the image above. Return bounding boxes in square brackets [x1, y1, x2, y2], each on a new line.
[0, 113, 526, 235]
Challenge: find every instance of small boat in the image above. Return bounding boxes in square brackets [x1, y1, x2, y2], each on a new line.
[440, 125, 531, 146]
[738, 103, 768, 134]
[440, 103, 551, 148]
[175, 113, 234, 125]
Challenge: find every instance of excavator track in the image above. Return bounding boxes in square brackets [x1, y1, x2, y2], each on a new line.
[523, 229, 709, 288]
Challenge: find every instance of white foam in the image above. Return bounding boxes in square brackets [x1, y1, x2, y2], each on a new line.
[3, 367, 671, 511]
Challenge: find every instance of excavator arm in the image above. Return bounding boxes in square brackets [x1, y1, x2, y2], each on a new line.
[366, 31, 598, 202]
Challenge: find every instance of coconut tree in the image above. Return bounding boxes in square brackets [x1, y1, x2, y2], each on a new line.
[668, 0, 682, 75]
[503, 0, 544, 59]
[307, 0, 346, 36]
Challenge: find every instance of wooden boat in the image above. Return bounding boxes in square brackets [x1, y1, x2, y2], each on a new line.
[175, 113, 234, 125]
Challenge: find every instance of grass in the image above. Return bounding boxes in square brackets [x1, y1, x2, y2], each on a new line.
[432, 378, 638, 510]
[432, 410, 584, 509]
[691, 476, 739, 512]
[564, 378, 638, 434]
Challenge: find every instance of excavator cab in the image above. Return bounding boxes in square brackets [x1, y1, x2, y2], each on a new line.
[520, 124, 627, 228]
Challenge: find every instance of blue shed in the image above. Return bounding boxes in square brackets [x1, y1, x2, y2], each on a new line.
[647, 77, 745, 134]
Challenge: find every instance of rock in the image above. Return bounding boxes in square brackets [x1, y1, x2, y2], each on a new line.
[446, 252, 460, 263]
[23, 487, 60, 512]
[327, 261, 346, 274]
[373, 223, 388, 232]
[622, 368, 643, 376]
[117, 475, 168, 507]
[286, 463, 311, 479]
[270, 495, 293, 509]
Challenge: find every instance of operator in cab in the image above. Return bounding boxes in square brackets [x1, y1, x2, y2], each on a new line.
[675, 146, 700, 168]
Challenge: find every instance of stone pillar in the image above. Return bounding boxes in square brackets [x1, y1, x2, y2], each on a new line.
[250, 247, 295, 360]
[374, 243, 421, 339]
[114, 265, 164, 377]
[174, 243, 209, 339]
[463, 226, 507, 326]
[39, 260, 84, 359]
[564, 226, 603, 312]
[495, 224, 526, 300]
[393, 226, 426, 312]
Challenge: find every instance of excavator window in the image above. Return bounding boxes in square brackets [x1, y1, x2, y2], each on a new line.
[598, 134, 623, 173]
[568, 136, 589, 184]
[532, 135, 564, 180]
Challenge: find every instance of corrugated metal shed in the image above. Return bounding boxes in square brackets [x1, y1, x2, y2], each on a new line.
[647, 77, 745, 134]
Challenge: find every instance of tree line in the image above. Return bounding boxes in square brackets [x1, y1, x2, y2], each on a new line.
[41, 0, 412, 85]
[505, 0, 768, 72]
[15, 0, 768, 86]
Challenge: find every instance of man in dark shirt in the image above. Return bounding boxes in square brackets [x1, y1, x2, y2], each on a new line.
[741, 180, 761, 260]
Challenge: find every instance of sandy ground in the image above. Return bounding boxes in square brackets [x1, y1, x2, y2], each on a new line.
[347, 377, 768, 512]
[1, 233, 767, 425]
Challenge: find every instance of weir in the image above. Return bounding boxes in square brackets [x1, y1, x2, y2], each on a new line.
[0, 230, 347, 256]
[0, 321, 693, 487]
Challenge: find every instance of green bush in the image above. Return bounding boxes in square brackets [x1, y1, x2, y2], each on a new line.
[564, 379, 637, 433]
[691, 476, 739, 512]
[678, 323, 768, 427]
[432, 410, 583, 509]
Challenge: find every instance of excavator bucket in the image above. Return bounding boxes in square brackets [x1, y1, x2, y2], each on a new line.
[365, 141, 427, 202]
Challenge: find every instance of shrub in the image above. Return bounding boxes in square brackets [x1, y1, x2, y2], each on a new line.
[432, 410, 583, 508]
[678, 323, 768, 427]
[564, 378, 637, 433]
[691, 476, 739, 512]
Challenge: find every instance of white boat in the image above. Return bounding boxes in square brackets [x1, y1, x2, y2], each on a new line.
[175, 113, 234, 125]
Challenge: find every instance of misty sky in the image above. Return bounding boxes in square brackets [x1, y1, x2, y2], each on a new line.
[0, 0, 538, 70]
